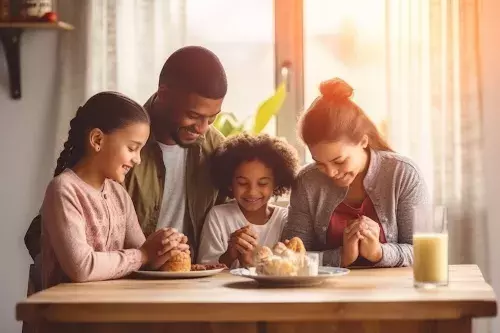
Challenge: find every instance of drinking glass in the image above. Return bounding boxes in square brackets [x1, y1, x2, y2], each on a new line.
[413, 205, 449, 288]
[305, 252, 320, 276]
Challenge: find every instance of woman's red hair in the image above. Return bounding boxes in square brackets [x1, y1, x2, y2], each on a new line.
[298, 78, 392, 152]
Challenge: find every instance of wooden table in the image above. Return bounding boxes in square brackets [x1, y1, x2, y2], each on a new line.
[17, 265, 497, 333]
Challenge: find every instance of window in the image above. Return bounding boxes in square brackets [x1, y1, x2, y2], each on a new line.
[302, 0, 388, 162]
[90, 0, 277, 135]
[273, 0, 391, 163]
[184, 0, 276, 135]
[91, 0, 448, 176]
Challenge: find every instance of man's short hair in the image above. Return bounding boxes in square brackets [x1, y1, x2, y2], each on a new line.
[159, 46, 228, 99]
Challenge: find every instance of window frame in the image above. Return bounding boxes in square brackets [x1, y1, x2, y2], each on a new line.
[274, 0, 306, 163]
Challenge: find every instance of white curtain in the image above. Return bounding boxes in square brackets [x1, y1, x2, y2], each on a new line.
[386, 0, 486, 272]
[386, 3, 486, 329]
[386, 3, 489, 331]
[54, 0, 278, 158]
[53, 0, 187, 158]
[87, 0, 276, 128]
[88, 0, 187, 102]
[52, 0, 93, 161]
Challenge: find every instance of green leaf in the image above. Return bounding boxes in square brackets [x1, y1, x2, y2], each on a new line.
[212, 113, 226, 129]
[228, 123, 245, 136]
[213, 113, 241, 137]
[251, 81, 287, 134]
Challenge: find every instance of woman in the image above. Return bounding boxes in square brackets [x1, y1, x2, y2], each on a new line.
[282, 78, 430, 268]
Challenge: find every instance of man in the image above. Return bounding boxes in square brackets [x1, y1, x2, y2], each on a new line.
[124, 46, 227, 257]
[25, 46, 227, 261]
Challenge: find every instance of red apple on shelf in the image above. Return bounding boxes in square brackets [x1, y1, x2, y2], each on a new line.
[40, 11, 57, 23]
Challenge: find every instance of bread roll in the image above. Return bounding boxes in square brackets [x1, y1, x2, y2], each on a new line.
[286, 237, 306, 254]
[159, 251, 191, 272]
[253, 246, 273, 264]
[272, 242, 288, 255]
[256, 256, 298, 276]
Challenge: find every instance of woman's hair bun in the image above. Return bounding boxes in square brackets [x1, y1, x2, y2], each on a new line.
[319, 78, 353, 101]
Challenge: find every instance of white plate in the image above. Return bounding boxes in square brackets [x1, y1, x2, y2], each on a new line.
[230, 266, 349, 287]
[134, 268, 225, 279]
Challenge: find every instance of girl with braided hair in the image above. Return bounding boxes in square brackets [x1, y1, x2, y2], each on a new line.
[40, 92, 188, 290]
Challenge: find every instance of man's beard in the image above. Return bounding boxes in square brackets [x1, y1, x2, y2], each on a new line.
[170, 126, 201, 148]
[152, 106, 199, 148]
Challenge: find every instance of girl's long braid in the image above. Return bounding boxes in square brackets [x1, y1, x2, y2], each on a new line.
[53, 107, 85, 177]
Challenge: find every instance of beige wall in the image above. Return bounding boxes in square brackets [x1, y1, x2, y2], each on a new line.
[0, 31, 58, 332]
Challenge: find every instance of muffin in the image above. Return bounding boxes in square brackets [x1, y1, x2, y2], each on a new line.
[159, 251, 191, 272]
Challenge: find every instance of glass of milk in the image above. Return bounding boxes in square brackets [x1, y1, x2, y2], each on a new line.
[413, 205, 449, 289]
[305, 252, 320, 276]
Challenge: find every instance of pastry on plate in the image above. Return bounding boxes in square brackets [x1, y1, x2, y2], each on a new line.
[253, 246, 273, 263]
[272, 242, 288, 255]
[159, 251, 191, 272]
[253, 237, 317, 277]
[256, 255, 298, 276]
[285, 237, 306, 254]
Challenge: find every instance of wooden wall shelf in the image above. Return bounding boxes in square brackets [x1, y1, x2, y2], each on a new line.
[0, 21, 74, 30]
[0, 21, 74, 99]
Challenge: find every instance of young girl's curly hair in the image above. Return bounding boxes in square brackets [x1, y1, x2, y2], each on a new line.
[210, 133, 299, 199]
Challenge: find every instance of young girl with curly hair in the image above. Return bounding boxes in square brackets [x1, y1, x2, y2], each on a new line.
[197, 133, 299, 268]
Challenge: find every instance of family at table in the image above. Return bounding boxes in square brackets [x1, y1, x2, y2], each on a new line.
[23, 45, 430, 292]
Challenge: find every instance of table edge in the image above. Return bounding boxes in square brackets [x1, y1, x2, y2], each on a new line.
[17, 300, 498, 323]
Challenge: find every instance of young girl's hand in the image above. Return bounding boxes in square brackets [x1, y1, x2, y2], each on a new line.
[180, 234, 188, 245]
[237, 248, 255, 268]
[139, 228, 169, 262]
[156, 229, 187, 256]
[220, 225, 258, 267]
[140, 228, 189, 269]
[233, 226, 258, 267]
